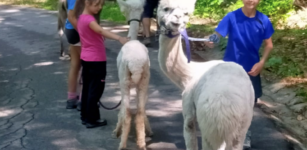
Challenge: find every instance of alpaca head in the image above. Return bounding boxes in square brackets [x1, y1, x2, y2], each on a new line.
[157, 0, 196, 33]
[117, 0, 145, 22]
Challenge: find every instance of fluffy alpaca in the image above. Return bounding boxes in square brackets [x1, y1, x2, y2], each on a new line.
[113, 1, 153, 150]
[156, 0, 255, 150]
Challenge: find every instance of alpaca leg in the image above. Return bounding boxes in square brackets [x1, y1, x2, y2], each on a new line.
[182, 94, 198, 150]
[135, 75, 151, 149]
[118, 90, 131, 149]
[201, 138, 213, 150]
[232, 118, 252, 150]
[119, 107, 131, 150]
[135, 90, 146, 149]
[140, 73, 153, 137]
[231, 132, 246, 150]
[118, 80, 131, 150]
[144, 115, 153, 137]
[112, 108, 123, 138]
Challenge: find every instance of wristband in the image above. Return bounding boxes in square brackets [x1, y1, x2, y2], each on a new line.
[209, 34, 220, 43]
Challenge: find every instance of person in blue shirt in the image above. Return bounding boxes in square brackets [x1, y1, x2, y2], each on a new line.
[65, 0, 82, 110]
[205, 0, 274, 104]
[205, 0, 274, 148]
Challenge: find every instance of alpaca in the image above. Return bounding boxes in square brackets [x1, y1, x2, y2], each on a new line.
[57, 0, 69, 58]
[113, 0, 153, 150]
[156, 0, 255, 150]
[117, 0, 145, 40]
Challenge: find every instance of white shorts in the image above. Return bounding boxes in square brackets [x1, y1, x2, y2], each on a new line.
[72, 42, 81, 46]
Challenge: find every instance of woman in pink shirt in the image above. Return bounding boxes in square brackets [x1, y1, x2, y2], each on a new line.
[75, 0, 129, 128]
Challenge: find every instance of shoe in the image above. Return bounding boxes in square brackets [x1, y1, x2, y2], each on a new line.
[85, 119, 107, 128]
[77, 101, 81, 111]
[142, 37, 151, 46]
[66, 98, 78, 109]
[243, 130, 251, 149]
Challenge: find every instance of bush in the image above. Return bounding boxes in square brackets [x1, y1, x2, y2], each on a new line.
[194, 0, 295, 20]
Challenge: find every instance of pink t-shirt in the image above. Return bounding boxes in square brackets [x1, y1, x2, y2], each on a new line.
[77, 14, 106, 61]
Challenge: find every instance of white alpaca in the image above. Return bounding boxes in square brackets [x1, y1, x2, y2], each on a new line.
[113, 0, 153, 150]
[156, 0, 255, 150]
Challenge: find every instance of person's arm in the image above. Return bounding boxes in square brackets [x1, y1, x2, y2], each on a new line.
[248, 39, 273, 76]
[260, 37, 273, 64]
[204, 13, 230, 48]
[89, 21, 129, 44]
[68, 10, 78, 30]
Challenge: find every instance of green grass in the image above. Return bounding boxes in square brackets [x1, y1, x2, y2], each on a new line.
[100, 1, 126, 23]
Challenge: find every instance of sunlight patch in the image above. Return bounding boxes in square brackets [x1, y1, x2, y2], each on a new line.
[0, 9, 20, 13]
[0, 109, 15, 117]
[34, 61, 54, 66]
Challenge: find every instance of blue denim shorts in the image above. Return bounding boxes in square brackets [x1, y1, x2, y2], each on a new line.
[249, 74, 262, 102]
[142, 0, 159, 18]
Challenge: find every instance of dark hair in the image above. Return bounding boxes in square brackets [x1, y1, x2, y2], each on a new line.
[74, 0, 102, 23]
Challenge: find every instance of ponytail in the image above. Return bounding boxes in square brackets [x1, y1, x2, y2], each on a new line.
[74, 0, 85, 19]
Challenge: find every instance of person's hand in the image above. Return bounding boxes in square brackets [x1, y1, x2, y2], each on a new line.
[248, 61, 265, 76]
[204, 41, 214, 48]
[118, 37, 130, 45]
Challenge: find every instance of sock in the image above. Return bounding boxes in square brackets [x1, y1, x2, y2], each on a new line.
[67, 92, 77, 100]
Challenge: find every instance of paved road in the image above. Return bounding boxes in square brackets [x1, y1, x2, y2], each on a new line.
[0, 5, 294, 150]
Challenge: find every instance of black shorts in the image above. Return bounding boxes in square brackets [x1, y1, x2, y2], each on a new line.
[64, 28, 80, 45]
[142, 0, 159, 18]
[249, 74, 262, 101]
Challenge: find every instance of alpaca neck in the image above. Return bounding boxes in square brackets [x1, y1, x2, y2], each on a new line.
[158, 34, 192, 90]
[127, 21, 139, 40]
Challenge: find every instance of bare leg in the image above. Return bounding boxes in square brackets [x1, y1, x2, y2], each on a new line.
[68, 45, 81, 94]
[141, 18, 151, 46]
[142, 18, 151, 37]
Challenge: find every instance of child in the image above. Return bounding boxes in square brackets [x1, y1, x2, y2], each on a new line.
[205, 0, 274, 104]
[205, 0, 274, 147]
[65, 0, 82, 110]
[75, 0, 129, 128]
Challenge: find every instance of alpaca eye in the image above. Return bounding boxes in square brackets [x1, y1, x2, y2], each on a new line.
[164, 7, 170, 12]
[184, 12, 188, 16]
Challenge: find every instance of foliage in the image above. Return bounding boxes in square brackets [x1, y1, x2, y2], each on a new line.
[100, 2, 126, 23]
[194, 0, 295, 20]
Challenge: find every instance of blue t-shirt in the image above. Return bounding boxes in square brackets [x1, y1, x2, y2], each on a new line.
[65, 0, 76, 29]
[215, 8, 274, 72]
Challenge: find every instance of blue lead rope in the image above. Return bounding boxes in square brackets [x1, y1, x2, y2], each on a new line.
[180, 30, 220, 63]
[180, 29, 192, 63]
